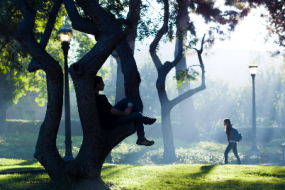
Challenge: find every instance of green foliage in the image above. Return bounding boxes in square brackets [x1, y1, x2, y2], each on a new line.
[269, 138, 285, 147]
[2, 68, 45, 107]
[0, 0, 65, 73]
[174, 66, 200, 89]
[72, 32, 96, 61]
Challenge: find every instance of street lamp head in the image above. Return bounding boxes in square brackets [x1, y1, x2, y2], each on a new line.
[249, 62, 258, 76]
[58, 25, 73, 43]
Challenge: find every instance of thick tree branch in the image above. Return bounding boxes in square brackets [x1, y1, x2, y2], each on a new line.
[75, 0, 121, 36]
[64, 0, 99, 37]
[103, 121, 136, 154]
[116, 40, 143, 111]
[28, 0, 63, 73]
[66, 0, 124, 76]
[149, 0, 169, 71]
[170, 34, 206, 109]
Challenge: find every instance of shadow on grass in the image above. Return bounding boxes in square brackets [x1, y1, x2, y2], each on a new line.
[101, 164, 136, 178]
[186, 165, 216, 179]
[0, 167, 44, 173]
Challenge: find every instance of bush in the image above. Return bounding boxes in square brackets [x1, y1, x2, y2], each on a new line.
[7, 119, 83, 136]
[269, 138, 285, 147]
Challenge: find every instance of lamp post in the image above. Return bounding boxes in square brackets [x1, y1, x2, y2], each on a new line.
[249, 62, 260, 155]
[58, 25, 74, 161]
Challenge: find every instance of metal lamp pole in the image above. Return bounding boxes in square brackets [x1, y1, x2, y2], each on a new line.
[58, 25, 74, 161]
[249, 62, 260, 155]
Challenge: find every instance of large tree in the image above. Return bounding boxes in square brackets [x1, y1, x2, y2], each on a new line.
[9, 0, 143, 188]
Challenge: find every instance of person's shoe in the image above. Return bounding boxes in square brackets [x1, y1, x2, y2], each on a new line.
[136, 138, 155, 146]
[142, 116, 156, 125]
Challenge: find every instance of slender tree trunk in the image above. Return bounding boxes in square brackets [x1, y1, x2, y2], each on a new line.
[161, 104, 176, 163]
[174, 0, 196, 142]
[174, 40, 196, 142]
[0, 75, 8, 134]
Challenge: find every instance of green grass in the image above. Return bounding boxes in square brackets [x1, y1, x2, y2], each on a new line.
[0, 158, 285, 189]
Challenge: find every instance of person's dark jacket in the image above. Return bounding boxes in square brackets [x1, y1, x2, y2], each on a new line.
[226, 125, 235, 141]
[95, 93, 118, 129]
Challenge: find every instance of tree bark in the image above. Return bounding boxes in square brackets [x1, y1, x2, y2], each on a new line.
[0, 75, 8, 134]
[174, 41, 196, 142]
[12, 0, 142, 188]
[113, 0, 141, 104]
[174, 0, 197, 142]
[161, 102, 176, 163]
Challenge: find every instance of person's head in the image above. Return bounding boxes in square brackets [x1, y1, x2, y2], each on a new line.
[94, 76, 104, 91]
[223, 118, 232, 127]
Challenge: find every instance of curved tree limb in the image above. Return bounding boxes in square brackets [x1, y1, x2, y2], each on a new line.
[170, 34, 206, 109]
[12, 0, 65, 183]
[12, 0, 62, 75]
[149, 0, 169, 71]
[28, 0, 63, 73]
[64, 0, 124, 76]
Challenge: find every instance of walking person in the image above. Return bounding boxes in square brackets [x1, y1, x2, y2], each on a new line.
[224, 118, 241, 164]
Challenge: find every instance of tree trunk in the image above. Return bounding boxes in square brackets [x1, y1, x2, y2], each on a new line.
[0, 75, 8, 134]
[13, 0, 142, 187]
[113, 0, 141, 104]
[112, 52, 125, 104]
[174, 0, 196, 142]
[113, 39, 136, 103]
[161, 104, 176, 163]
[65, 38, 141, 188]
[174, 40, 196, 142]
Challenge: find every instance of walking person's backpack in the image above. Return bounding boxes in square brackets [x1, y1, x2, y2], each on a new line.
[232, 127, 242, 142]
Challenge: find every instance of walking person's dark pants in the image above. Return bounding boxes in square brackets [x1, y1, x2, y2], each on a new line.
[114, 98, 145, 140]
[224, 142, 241, 164]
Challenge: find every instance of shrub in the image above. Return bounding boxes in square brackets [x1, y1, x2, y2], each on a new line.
[7, 119, 83, 136]
[269, 138, 285, 147]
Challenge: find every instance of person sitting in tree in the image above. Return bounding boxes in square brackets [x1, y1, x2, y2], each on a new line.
[94, 76, 156, 146]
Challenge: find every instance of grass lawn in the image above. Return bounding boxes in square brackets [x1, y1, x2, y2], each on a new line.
[0, 158, 285, 190]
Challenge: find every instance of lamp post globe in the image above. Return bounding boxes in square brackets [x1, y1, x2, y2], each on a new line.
[249, 62, 260, 155]
[58, 25, 74, 161]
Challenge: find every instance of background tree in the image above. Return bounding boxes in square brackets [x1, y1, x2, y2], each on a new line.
[148, 0, 256, 163]
[149, 0, 206, 163]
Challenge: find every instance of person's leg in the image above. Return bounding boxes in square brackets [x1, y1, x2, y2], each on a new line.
[233, 143, 241, 164]
[117, 112, 145, 139]
[224, 143, 232, 164]
[114, 98, 140, 112]
[114, 98, 156, 125]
